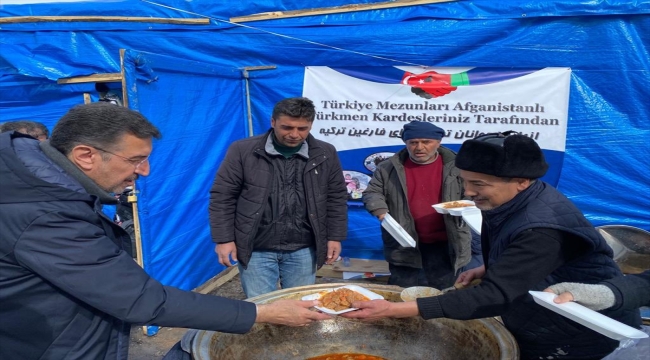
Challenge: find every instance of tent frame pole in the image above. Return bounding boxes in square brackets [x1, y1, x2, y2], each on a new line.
[241, 66, 277, 137]
[0, 16, 209, 25]
[119, 49, 149, 336]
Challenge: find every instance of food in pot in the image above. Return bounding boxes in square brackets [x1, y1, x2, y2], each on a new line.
[319, 288, 370, 311]
[442, 201, 473, 209]
[307, 353, 387, 360]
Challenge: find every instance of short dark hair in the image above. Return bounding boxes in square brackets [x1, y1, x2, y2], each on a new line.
[272, 97, 316, 122]
[0, 120, 34, 134]
[50, 102, 162, 155]
[0, 120, 49, 139]
[32, 121, 49, 139]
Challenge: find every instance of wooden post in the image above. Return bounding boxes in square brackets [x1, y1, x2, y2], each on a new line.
[0, 16, 210, 25]
[119, 49, 129, 109]
[230, 0, 456, 23]
[120, 49, 148, 335]
[58, 73, 122, 85]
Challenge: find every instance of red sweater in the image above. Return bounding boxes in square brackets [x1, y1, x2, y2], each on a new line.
[404, 156, 447, 243]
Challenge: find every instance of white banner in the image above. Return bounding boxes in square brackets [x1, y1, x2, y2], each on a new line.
[303, 66, 571, 152]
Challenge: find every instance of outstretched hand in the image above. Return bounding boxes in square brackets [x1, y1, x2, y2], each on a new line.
[256, 299, 333, 326]
[339, 299, 419, 321]
[456, 265, 485, 286]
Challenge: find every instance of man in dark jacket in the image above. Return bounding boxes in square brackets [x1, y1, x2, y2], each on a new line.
[0, 103, 331, 360]
[343, 131, 641, 359]
[363, 121, 481, 289]
[209, 97, 348, 298]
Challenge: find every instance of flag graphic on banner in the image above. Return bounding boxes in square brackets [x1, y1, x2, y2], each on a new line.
[330, 67, 540, 99]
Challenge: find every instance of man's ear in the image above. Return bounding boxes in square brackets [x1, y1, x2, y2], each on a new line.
[69, 145, 98, 171]
[514, 178, 532, 191]
[270, 117, 276, 128]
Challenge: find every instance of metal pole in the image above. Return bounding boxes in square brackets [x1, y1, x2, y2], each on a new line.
[240, 65, 276, 137]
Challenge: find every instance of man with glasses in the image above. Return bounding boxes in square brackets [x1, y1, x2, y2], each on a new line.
[343, 132, 641, 359]
[0, 102, 331, 360]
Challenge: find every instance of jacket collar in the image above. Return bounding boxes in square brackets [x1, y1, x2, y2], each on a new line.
[483, 179, 544, 227]
[264, 132, 310, 159]
[258, 129, 320, 159]
[40, 140, 118, 205]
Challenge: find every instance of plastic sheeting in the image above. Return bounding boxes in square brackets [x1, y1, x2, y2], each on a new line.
[1, 1, 648, 291]
[122, 50, 246, 288]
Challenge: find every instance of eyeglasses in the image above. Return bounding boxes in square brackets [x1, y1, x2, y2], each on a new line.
[93, 145, 149, 169]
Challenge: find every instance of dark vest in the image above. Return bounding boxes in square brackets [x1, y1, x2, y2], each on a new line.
[483, 180, 640, 359]
[484, 180, 619, 285]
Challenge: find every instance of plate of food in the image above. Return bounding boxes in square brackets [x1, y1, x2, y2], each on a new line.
[302, 284, 383, 315]
[432, 200, 476, 215]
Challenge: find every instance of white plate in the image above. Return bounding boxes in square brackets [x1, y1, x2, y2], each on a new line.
[302, 285, 384, 315]
[461, 208, 482, 235]
[381, 213, 416, 248]
[432, 200, 476, 215]
[529, 291, 648, 340]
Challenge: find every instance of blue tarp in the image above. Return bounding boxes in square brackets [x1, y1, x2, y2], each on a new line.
[1, 0, 649, 291]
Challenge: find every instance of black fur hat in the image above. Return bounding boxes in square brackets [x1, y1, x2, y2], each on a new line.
[455, 132, 549, 179]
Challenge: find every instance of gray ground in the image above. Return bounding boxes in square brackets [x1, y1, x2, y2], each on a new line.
[128, 275, 247, 360]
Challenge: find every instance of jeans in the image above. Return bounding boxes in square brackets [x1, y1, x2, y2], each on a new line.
[387, 242, 456, 290]
[238, 246, 317, 298]
[161, 342, 191, 360]
[161, 329, 197, 360]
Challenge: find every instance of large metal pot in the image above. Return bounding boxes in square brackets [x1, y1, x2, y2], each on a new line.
[191, 283, 518, 360]
[597, 225, 650, 274]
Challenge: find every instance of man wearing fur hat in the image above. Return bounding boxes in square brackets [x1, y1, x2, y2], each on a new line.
[363, 121, 481, 290]
[346, 131, 641, 359]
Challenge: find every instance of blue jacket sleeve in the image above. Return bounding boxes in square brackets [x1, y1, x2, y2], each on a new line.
[15, 209, 256, 333]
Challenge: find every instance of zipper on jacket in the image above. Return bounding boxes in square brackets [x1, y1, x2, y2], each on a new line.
[303, 154, 327, 261]
[246, 149, 275, 267]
